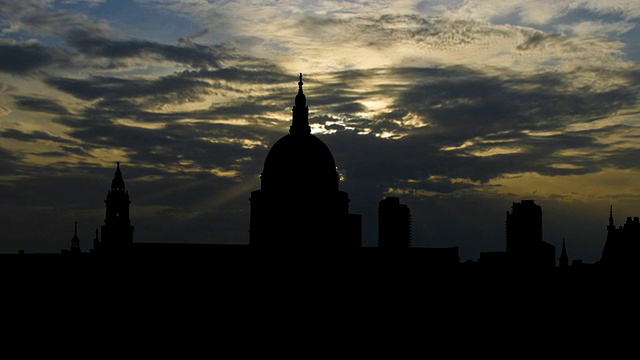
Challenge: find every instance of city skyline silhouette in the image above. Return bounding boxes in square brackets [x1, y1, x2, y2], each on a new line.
[4, 5, 640, 344]
[2, 2, 640, 267]
[4, 76, 637, 275]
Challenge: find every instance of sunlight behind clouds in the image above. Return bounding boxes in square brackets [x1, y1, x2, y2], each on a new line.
[228, 15, 630, 74]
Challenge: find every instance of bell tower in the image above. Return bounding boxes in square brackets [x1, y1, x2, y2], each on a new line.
[98, 162, 134, 253]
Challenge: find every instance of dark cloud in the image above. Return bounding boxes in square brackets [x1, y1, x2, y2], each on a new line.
[40, 69, 294, 174]
[41, 62, 632, 199]
[328, 102, 367, 114]
[390, 66, 639, 139]
[13, 96, 69, 115]
[207, 102, 282, 118]
[65, 30, 225, 68]
[1, 0, 245, 75]
[298, 14, 513, 49]
[0, 43, 57, 75]
[0, 146, 21, 175]
[35, 151, 69, 158]
[59, 146, 94, 158]
[0, 0, 109, 35]
[52, 113, 266, 180]
[603, 145, 640, 170]
[195, 67, 292, 84]
[516, 30, 621, 55]
[45, 74, 213, 103]
[516, 32, 564, 51]
[301, 65, 640, 200]
[324, 132, 433, 188]
[300, 83, 368, 110]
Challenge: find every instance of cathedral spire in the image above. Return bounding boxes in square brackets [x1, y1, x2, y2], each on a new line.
[290, 72, 310, 135]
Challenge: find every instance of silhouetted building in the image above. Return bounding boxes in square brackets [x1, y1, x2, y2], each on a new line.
[506, 200, 542, 249]
[95, 162, 134, 254]
[378, 197, 412, 248]
[600, 206, 639, 267]
[249, 74, 362, 247]
[478, 251, 509, 267]
[505, 200, 555, 268]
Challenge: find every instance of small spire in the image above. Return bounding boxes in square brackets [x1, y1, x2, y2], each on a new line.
[291, 72, 310, 134]
[71, 221, 80, 242]
[294, 73, 306, 108]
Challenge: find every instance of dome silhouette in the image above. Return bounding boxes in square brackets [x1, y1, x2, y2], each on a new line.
[261, 132, 339, 193]
[248, 73, 362, 247]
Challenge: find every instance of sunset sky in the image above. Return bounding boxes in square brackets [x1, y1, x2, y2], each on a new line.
[1, 0, 640, 263]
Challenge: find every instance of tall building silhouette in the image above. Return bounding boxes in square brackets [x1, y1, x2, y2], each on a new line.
[95, 162, 134, 253]
[505, 200, 555, 267]
[600, 206, 639, 267]
[249, 74, 361, 247]
[378, 197, 412, 248]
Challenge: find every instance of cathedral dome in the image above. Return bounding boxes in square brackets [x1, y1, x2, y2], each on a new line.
[249, 74, 361, 248]
[259, 73, 339, 193]
[261, 132, 339, 193]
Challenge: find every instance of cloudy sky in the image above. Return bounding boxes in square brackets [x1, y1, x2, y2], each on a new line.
[1, 0, 639, 263]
